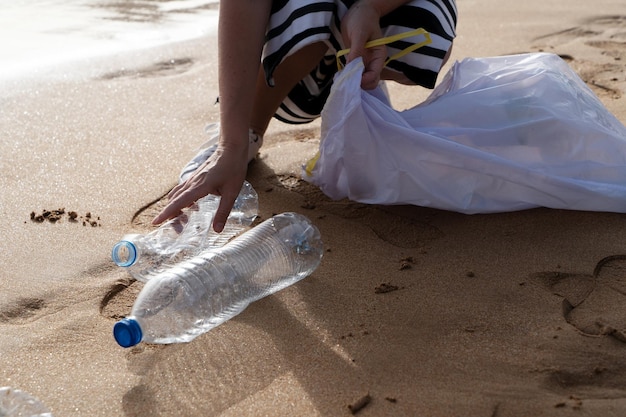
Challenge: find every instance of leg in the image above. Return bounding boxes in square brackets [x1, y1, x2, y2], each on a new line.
[250, 41, 329, 136]
[178, 41, 328, 183]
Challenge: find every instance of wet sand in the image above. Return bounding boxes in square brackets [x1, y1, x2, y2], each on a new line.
[2, 0, 626, 416]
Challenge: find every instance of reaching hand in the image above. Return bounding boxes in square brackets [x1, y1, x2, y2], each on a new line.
[152, 144, 248, 233]
[340, 2, 386, 90]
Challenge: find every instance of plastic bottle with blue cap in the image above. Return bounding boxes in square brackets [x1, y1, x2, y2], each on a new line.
[113, 212, 323, 347]
[111, 181, 258, 282]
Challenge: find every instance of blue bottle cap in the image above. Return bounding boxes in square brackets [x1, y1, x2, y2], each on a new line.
[111, 240, 138, 267]
[113, 317, 143, 348]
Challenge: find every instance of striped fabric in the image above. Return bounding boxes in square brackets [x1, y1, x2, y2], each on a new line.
[262, 0, 458, 124]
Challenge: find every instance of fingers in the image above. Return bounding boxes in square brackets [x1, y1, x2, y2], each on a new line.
[153, 174, 209, 225]
[359, 46, 386, 89]
[152, 203, 180, 225]
[360, 70, 380, 90]
[166, 181, 186, 200]
[151, 132, 250, 229]
[361, 54, 383, 88]
[152, 189, 195, 225]
[212, 190, 238, 233]
[346, 39, 366, 64]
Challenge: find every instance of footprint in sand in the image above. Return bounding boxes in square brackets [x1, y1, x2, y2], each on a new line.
[100, 277, 143, 321]
[532, 255, 626, 342]
[97, 1, 219, 24]
[99, 57, 195, 80]
[532, 15, 626, 99]
[0, 297, 47, 324]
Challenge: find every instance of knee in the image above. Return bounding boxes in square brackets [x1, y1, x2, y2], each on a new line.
[442, 43, 454, 67]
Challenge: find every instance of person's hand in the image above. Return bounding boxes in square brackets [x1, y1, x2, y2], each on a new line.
[152, 143, 248, 233]
[340, 1, 386, 90]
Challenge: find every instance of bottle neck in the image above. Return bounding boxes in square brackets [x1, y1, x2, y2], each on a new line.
[111, 239, 139, 267]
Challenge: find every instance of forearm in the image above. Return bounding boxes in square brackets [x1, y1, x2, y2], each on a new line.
[217, 0, 272, 149]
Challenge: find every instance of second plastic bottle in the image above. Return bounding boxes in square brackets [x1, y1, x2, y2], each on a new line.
[111, 181, 258, 282]
[113, 212, 323, 347]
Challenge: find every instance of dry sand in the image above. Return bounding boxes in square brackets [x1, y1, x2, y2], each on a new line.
[2, 0, 626, 416]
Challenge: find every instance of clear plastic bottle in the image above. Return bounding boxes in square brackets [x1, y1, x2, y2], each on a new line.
[0, 387, 52, 417]
[113, 212, 323, 347]
[111, 181, 258, 282]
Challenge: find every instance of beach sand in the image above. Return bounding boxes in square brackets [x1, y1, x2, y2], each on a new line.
[2, 0, 626, 416]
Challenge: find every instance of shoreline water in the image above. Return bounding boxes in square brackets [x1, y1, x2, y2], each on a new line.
[0, 0, 219, 87]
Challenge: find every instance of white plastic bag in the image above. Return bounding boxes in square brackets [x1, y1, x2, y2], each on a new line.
[303, 53, 626, 213]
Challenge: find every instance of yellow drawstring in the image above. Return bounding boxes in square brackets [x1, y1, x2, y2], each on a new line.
[305, 29, 432, 178]
[335, 28, 431, 70]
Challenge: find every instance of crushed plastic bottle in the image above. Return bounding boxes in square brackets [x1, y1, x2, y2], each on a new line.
[111, 181, 258, 282]
[0, 387, 52, 417]
[113, 212, 323, 347]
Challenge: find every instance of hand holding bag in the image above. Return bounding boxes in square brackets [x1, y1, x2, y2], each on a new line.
[303, 38, 626, 213]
